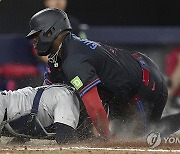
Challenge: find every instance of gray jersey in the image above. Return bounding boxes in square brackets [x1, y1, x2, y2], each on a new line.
[0, 85, 80, 129]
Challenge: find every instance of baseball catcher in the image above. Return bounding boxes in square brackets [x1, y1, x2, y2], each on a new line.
[0, 84, 82, 144]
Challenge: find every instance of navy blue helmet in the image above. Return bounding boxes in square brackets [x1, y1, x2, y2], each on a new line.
[26, 8, 72, 56]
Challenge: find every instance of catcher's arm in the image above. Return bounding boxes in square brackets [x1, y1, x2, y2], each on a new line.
[53, 87, 80, 144]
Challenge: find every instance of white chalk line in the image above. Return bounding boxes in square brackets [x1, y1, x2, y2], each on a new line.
[1, 146, 180, 153]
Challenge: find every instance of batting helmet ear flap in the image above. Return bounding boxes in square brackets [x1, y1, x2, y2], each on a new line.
[36, 30, 54, 56]
[36, 24, 62, 56]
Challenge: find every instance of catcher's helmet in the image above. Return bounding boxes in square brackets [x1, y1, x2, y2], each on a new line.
[26, 8, 72, 56]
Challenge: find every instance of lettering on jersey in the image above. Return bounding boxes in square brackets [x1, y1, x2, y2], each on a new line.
[71, 76, 83, 90]
[72, 34, 97, 50]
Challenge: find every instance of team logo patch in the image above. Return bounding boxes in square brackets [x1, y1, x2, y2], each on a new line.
[70, 76, 83, 90]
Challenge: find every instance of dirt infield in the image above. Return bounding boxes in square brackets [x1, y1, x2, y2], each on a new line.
[1, 137, 180, 154]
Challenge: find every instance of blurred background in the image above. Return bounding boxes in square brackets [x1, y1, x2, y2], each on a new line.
[0, 0, 180, 114]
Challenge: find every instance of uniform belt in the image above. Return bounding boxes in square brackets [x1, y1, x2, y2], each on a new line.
[129, 53, 151, 104]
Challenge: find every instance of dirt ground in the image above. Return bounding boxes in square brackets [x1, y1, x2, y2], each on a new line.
[0, 136, 180, 154]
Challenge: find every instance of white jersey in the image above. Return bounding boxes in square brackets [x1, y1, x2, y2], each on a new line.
[0, 85, 80, 129]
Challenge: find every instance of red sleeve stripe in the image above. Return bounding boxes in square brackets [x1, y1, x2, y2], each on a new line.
[80, 78, 101, 97]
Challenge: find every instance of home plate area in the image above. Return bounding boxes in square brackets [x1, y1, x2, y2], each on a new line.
[0, 136, 180, 154]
